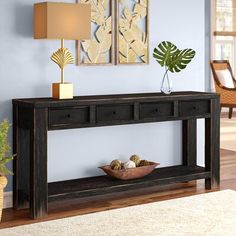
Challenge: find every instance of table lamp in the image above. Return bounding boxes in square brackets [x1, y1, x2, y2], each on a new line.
[34, 2, 91, 99]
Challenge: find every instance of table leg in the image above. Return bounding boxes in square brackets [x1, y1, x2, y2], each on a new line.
[13, 105, 30, 209]
[205, 98, 220, 189]
[30, 108, 48, 219]
[182, 119, 197, 167]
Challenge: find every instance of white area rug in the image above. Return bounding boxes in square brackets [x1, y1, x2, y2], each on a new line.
[1, 190, 236, 236]
[221, 117, 236, 151]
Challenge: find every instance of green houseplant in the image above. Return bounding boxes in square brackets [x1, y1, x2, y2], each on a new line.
[153, 41, 196, 94]
[0, 119, 14, 221]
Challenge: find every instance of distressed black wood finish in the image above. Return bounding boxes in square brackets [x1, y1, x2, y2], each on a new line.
[48, 166, 210, 202]
[182, 119, 197, 167]
[30, 108, 48, 219]
[12, 92, 220, 219]
[13, 105, 30, 209]
[49, 106, 90, 128]
[139, 101, 174, 120]
[179, 100, 210, 117]
[205, 97, 221, 189]
[96, 104, 134, 123]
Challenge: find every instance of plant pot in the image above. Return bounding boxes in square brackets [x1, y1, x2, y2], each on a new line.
[0, 176, 7, 221]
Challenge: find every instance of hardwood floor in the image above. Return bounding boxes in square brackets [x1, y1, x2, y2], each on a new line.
[1, 148, 236, 229]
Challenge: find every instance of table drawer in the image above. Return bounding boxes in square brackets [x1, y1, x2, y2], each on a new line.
[140, 102, 174, 120]
[49, 107, 90, 127]
[96, 104, 134, 123]
[179, 100, 210, 117]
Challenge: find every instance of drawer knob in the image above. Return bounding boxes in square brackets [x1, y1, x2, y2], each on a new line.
[67, 114, 71, 118]
[193, 106, 197, 110]
[112, 111, 117, 115]
[155, 108, 158, 113]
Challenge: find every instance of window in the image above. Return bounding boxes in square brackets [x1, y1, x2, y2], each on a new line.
[216, 0, 233, 31]
[215, 36, 234, 69]
[214, 0, 236, 72]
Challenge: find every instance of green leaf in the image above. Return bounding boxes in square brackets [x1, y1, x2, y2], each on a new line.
[153, 41, 196, 73]
[153, 41, 178, 67]
[168, 48, 196, 73]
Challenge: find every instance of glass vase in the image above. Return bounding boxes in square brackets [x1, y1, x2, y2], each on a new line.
[160, 71, 173, 95]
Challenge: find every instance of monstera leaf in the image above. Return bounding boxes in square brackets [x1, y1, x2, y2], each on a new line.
[153, 41, 179, 67]
[153, 41, 196, 73]
[168, 48, 196, 73]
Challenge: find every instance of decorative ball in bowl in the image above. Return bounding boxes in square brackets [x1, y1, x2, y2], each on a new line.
[99, 155, 160, 180]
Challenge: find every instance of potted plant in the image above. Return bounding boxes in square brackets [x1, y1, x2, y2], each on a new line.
[153, 41, 196, 94]
[0, 119, 14, 221]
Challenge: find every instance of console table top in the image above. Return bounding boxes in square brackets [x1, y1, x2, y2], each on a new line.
[12, 91, 218, 108]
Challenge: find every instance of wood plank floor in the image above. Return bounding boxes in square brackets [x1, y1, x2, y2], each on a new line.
[1, 148, 236, 229]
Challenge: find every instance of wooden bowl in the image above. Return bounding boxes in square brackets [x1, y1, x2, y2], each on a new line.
[99, 162, 160, 180]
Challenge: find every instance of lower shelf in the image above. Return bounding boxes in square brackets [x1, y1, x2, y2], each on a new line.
[48, 165, 210, 202]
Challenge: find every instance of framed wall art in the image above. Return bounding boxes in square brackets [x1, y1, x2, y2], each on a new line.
[116, 0, 149, 65]
[76, 0, 115, 65]
[76, 0, 149, 66]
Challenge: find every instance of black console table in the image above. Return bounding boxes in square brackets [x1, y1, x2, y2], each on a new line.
[12, 92, 220, 219]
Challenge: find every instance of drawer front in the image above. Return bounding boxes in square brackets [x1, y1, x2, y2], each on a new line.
[49, 107, 90, 126]
[96, 104, 134, 123]
[179, 100, 210, 117]
[140, 102, 174, 120]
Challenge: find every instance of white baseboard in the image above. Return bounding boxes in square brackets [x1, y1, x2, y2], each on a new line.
[3, 191, 13, 209]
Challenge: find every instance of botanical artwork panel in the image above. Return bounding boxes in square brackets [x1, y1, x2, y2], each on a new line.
[77, 0, 114, 65]
[117, 0, 149, 64]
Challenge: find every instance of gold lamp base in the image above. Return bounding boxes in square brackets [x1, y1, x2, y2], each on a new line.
[52, 83, 73, 99]
[51, 39, 75, 100]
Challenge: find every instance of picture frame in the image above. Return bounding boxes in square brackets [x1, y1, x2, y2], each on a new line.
[76, 0, 115, 66]
[76, 0, 149, 66]
[116, 0, 149, 65]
